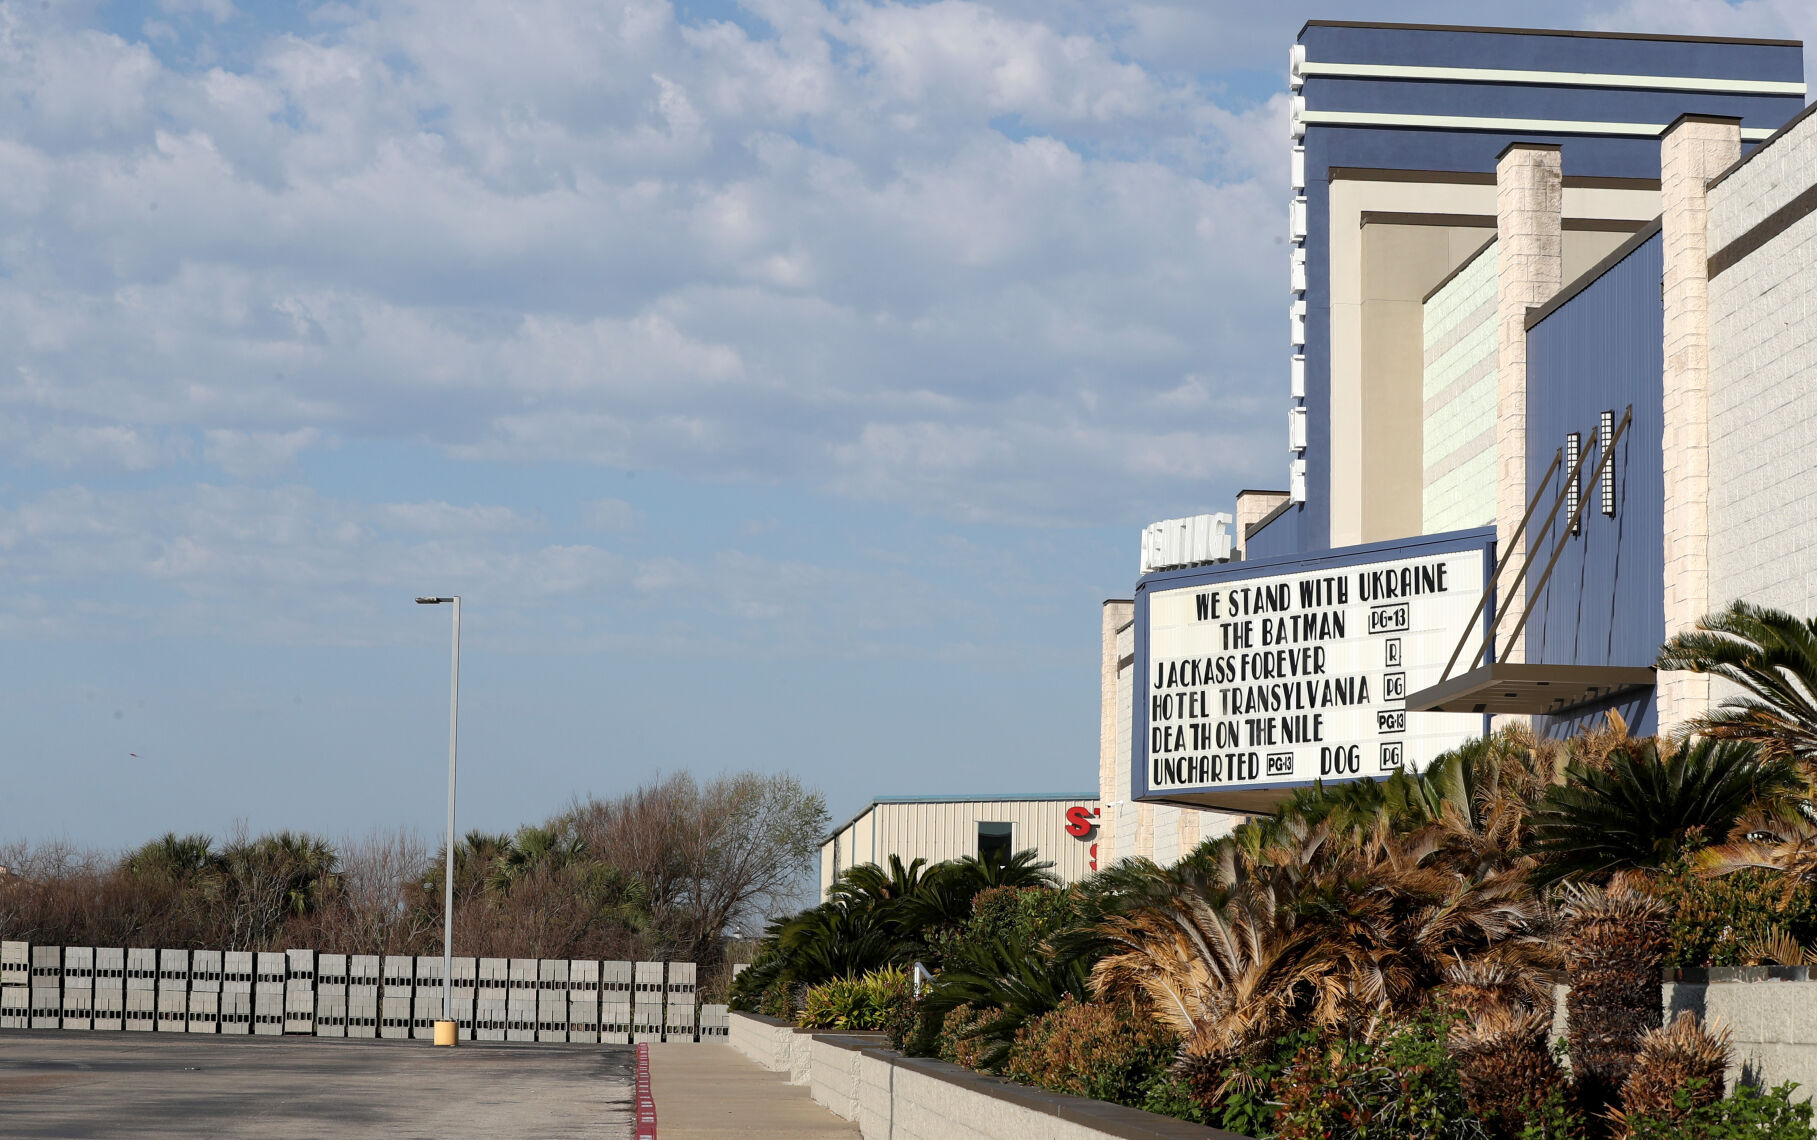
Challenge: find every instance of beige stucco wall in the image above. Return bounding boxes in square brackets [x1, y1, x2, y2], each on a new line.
[1325, 175, 1659, 549]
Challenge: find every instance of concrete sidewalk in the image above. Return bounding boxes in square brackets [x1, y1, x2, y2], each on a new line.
[643, 1042, 859, 1138]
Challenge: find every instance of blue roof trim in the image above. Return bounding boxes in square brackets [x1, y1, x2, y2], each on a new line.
[1137, 525, 1495, 592]
[866, 793, 1099, 803]
[1300, 24, 1804, 80]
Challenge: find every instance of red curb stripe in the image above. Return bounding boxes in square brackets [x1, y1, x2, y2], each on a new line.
[635, 1042, 656, 1139]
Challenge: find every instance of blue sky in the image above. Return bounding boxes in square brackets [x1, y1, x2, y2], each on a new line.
[4, 0, 1812, 851]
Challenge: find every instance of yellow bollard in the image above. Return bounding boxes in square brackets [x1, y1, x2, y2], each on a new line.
[433, 1020, 457, 1046]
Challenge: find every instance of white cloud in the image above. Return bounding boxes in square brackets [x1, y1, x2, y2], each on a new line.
[580, 497, 641, 531]
[0, 0, 1302, 527]
[203, 426, 323, 477]
[6, 0, 1782, 551]
[7, 422, 190, 471]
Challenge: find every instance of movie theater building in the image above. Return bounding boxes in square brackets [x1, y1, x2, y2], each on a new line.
[1099, 21, 1817, 865]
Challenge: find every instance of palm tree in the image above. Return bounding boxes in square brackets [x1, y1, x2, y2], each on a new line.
[219, 831, 341, 949]
[1449, 1006, 1566, 1140]
[948, 849, 1059, 891]
[485, 825, 587, 893]
[454, 831, 513, 894]
[1699, 808, 1817, 882]
[122, 833, 222, 882]
[1523, 739, 1800, 884]
[1657, 601, 1817, 764]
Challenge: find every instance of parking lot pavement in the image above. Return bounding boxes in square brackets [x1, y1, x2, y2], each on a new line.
[0, 1030, 636, 1139]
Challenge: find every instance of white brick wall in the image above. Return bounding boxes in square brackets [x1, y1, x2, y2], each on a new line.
[1423, 243, 1498, 533]
[1100, 614, 1238, 869]
[1710, 119, 1817, 250]
[1709, 111, 1817, 619]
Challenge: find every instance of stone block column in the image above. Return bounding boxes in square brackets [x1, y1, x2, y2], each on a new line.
[1495, 144, 1564, 667]
[1235, 489, 1290, 560]
[1099, 599, 1132, 863]
[1658, 115, 1742, 732]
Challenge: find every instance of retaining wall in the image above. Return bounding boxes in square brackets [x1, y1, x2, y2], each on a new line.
[1663, 971, 1817, 1094]
[729, 1012, 1248, 1140]
[733, 974, 1817, 1136]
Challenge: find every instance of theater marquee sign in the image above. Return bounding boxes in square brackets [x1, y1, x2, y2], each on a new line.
[1135, 536, 1490, 808]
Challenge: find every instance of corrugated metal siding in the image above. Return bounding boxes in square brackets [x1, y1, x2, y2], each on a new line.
[819, 811, 874, 899]
[872, 800, 1100, 884]
[857, 813, 876, 869]
[1525, 230, 1664, 734]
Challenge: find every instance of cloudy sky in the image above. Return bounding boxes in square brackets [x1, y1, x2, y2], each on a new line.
[4, 0, 1813, 850]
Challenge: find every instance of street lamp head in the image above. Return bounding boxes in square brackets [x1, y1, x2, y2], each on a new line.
[416, 596, 451, 604]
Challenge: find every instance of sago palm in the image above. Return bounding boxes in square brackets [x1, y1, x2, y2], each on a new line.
[924, 935, 1095, 1069]
[896, 849, 1058, 932]
[1523, 738, 1799, 885]
[1449, 1005, 1565, 1140]
[1559, 880, 1670, 1117]
[1091, 816, 1554, 1096]
[1657, 601, 1817, 764]
[829, 855, 932, 908]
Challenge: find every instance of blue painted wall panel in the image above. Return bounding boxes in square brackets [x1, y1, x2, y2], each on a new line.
[1308, 78, 1797, 134]
[1525, 231, 1664, 733]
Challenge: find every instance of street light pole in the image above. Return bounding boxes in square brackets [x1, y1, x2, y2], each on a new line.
[417, 595, 460, 1042]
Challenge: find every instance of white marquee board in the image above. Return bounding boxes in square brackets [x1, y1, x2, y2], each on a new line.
[1140, 544, 1487, 798]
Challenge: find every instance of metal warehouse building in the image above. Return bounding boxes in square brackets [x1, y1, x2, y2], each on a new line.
[819, 795, 1101, 899]
[1099, 20, 1817, 866]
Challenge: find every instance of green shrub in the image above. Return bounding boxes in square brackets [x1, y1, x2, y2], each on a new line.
[937, 1002, 1003, 1071]
[1272, 1014, 1484, 1140]
[754, 980, 796, 1019]
[1002, 998, 1189, 1115]
[969, 885, 1082, 944]
[1624, 1081, 1814, 1140]
[926, 885, 1085, 965]
[1660, 858, 1817, 967]
[879, 983, 943, 1056]
[1139, 1071, 1209, 1125]
[1199, 1031, 1312, 1137]
[727, 956, 798, 1019]
[1512, 1086, 1583, 1139]
[796, 967, 908, 1031]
